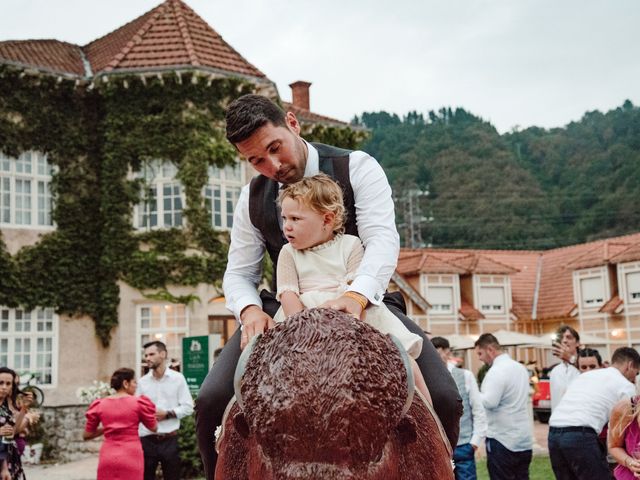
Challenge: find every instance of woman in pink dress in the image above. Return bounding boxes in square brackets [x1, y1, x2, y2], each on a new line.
[84, 368, 157, 480]
[609, 394, 640, 479]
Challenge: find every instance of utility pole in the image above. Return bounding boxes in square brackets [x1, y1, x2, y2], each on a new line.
[395, 186, 432, 248]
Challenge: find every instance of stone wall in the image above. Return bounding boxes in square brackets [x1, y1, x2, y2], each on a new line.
[40, 405, 101, 462]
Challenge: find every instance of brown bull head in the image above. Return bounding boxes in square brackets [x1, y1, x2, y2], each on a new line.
[233, 308, 416, 478]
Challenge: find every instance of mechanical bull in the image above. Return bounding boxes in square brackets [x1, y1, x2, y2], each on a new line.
[215, 308, 454, 480]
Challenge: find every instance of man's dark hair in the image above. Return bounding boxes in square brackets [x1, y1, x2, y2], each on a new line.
[474, 333, 501, 349]
[578, 348, 603, 367]
[225, 94, 287, 144]
[611, 347, 640, 368]
[143, 340, 167, 353]
[556, 325, 580, 344]
[110, 367, 135, 390]
[431, 336, 450, 350]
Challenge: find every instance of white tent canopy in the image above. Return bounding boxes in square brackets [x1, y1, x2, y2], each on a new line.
[536, 332, 608, 346]
[440, 330, 547, 351]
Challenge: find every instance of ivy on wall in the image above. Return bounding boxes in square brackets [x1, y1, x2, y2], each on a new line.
[0, 65, 365, 345]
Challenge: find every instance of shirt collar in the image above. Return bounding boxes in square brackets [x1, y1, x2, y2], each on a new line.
[304, 140, 319, 177]
[493, 352, 511, 366]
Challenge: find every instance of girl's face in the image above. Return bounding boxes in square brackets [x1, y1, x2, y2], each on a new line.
[0, 373, 13, 401]
[281, 197, 335, 250]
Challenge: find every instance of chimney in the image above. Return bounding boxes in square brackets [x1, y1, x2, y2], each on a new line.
[289, 81, 312, 111]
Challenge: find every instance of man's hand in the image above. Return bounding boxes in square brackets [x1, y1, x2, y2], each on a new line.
[319, 293, 366, 320]
[156, 409, 168, 421]
[240, 305, 275, 350]
[552, 342, 576, 363]
[0, 425, 14, 437]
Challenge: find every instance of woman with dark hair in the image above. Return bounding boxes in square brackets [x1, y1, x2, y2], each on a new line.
[84, 368, 157, 480]
[0, 366, 31, 480]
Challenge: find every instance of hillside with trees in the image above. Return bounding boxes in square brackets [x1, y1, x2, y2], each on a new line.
[355, 101, 640, 249]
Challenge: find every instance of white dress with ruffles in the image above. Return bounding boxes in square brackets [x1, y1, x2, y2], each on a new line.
[274, 234, 423, 359]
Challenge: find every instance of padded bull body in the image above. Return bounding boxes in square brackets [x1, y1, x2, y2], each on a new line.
[215, 309, 454, 480]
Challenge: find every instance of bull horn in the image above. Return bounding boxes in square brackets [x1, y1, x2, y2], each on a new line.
[233, 333, 262, 412]
[389, 334, 415, 418]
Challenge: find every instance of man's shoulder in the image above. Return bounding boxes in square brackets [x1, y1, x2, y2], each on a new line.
[311, 142, 352, 157]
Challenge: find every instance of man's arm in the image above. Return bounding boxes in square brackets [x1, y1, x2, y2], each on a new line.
[172, 374, 194, 420]
[222, 184, 266, 319]
[348, 151, 399, 305]
[478, 368, 504, 410]
[465, 369, 488, 449]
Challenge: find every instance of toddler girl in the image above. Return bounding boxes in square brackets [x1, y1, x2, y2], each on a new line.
[274, 174, 431, 403]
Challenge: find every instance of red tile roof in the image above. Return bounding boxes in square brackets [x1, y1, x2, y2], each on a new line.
[448, 253, 519, 274]
[396, 232, 640, 322]
[459, 299, 485, 321]
[609, 243, 640, 264]
[282, 101, 348, 128]
[0, 40, 85, 76]
[1, 0, 266, 80]
[600, 295, 624, 314]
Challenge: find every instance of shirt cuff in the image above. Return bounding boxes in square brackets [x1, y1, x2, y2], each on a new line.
[471, 434, 484, 448]
[229, 295, 263, 322]
[349, 275, 385, 306]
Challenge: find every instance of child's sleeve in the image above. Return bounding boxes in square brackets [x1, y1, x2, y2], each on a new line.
[276, 246, 300, 301]
[346, 238, 365, 278]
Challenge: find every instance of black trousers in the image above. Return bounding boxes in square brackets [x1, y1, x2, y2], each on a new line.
[485, 438, 532, 480]
[195, 290, 462, 480]
[548, 427, 612, 480]
[141, 435, 181, 480]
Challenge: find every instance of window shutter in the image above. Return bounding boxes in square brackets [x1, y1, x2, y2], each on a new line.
[581, 277, 604, 305]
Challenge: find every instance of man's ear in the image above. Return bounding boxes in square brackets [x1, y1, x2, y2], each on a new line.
[285, 111, 301, 135]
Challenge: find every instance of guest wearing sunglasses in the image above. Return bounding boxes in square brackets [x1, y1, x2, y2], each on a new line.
[578, 348, 604, 373]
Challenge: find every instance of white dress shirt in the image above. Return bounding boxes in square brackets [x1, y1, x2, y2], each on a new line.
[549, 367, 636, 432]
[447, 362, 487, 447]
[479, 353, 533, 452]
[223, 142, 400, 320]
[549, 361, 580, 411]
[137, 367, 194, 436]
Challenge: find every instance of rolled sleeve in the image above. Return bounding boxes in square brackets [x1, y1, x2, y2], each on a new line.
[222, 185, 266, 320]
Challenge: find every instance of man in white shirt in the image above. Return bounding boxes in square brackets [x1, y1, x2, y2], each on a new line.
[433, 337, 487, 480]
[195, 94, 461, 479]
[138, 341, 194, 480]
[549, 325, 580, 411]
[474, 333, 532, 479]
[548, 346, 639, 480]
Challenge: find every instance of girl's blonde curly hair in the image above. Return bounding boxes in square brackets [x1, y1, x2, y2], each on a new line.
[278, 174, 346, 235]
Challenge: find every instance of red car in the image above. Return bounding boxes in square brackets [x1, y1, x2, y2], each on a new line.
[532, 378, 551, 423]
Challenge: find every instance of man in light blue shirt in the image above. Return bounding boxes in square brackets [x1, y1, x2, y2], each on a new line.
[475, 333, 532, 479]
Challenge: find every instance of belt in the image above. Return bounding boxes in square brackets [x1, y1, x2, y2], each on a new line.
[145, 431, 178, 442]
[549, 426, 597, 435]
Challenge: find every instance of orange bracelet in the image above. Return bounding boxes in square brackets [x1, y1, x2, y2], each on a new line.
[343, 291, 368, 310]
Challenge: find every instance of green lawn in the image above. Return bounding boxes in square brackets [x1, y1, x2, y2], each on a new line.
[477, 455, 554, 479]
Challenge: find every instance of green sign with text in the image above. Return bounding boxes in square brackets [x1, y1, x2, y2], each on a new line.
[182, 335, 210, 394]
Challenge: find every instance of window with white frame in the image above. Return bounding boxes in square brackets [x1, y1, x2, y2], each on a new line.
[426, 286, 454, 314]
[0, 307, 57, 385]
[627, 272, 640, 303]
[135, 161, 184, 229]
[580, 276, 605, 307]
[138, 304, 189, 365]
[479, 286, 505, 313]
[0, 151, 54, 227]
[204, 163, 243, 230]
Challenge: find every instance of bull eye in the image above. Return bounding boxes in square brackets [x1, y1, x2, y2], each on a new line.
[233, 412, 250, 439]
[397, 416, 417, 445]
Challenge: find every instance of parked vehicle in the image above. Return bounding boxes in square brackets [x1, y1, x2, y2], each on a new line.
[532, 378, 551, 423]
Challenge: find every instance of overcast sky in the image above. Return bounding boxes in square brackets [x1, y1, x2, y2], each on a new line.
[2, 0, 639, 132]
